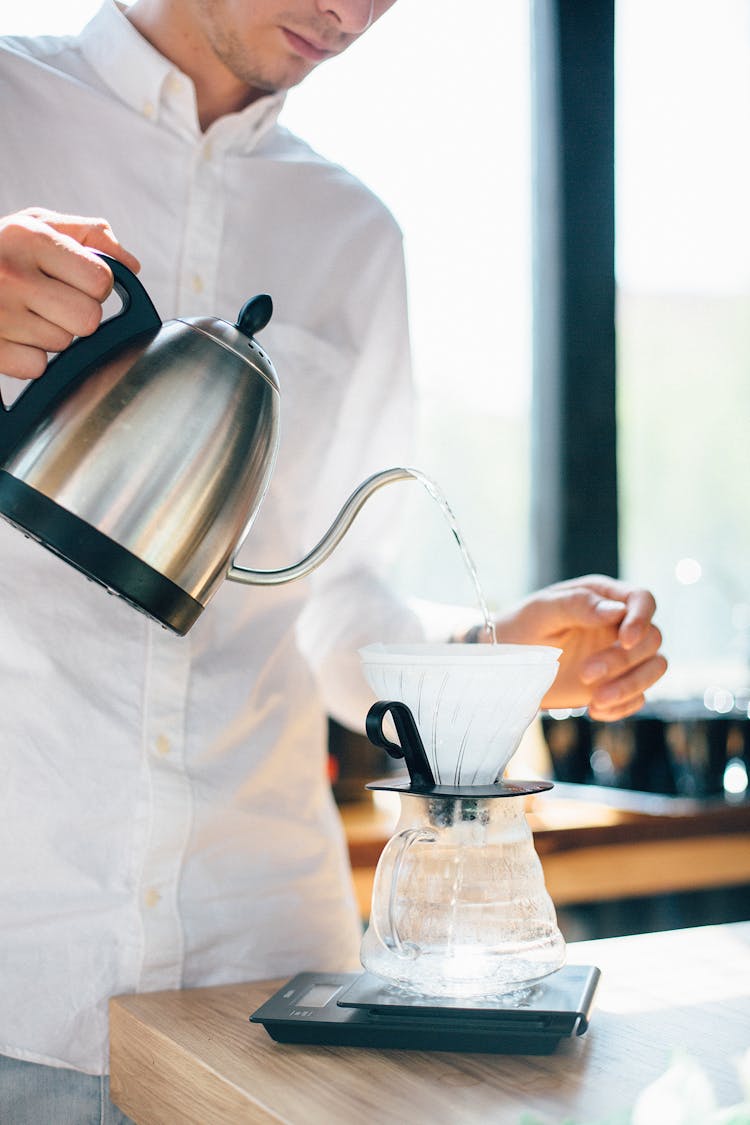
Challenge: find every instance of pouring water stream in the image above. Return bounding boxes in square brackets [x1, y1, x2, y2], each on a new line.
[230, 466, 497, 643]
[406, 468, 497, 645]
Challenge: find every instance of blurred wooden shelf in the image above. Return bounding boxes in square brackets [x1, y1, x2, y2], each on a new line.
[342, 783, 750, 915]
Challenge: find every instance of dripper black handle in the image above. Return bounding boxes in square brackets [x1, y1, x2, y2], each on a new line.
[365, 701, 435, 790]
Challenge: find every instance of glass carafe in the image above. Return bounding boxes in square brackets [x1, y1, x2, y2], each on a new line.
[360, 787, 565, 998]
[359, 692, 566, 999]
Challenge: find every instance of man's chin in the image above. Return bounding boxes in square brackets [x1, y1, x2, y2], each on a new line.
[276, 62, 319, 91]
[230, 40, 318, 92]
[243, 66, 313, 98]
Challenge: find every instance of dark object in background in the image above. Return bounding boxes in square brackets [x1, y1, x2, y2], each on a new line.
[541, 701, 750, 799]
[328, 719, 403, 803]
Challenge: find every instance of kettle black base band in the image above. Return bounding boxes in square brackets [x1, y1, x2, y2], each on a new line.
[0, 471, 203, 635]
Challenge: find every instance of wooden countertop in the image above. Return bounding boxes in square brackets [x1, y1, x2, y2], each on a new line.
[110, 921, 750, 1125]
[343, 785, 750, 913]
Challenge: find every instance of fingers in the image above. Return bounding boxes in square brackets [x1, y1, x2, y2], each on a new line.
[0, 208, 140, 380]
[27, 270, 108, 339]
[0, 336, 55, 381]
[585, 632, 668, 721]
[22, 206, 141, 275]
[0, 307, 80, 380]
[588, 693, 647, 723]
[517, 584, 624, 632]
[508, 578, 665, 719]
[617, 586, 657, 649]
[580, 622, 663, 684]
[545, 575, 658, 650]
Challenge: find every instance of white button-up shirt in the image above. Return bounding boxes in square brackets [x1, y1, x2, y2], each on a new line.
[0, 2, 423, 1074]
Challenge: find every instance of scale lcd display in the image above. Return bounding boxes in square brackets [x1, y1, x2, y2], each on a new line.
[298, 983, 342, 1007]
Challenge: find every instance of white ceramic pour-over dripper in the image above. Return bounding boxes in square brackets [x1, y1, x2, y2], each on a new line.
[359, 643, 561, 785]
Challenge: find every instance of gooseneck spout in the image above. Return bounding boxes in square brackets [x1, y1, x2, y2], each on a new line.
[226, 467, 418, 586]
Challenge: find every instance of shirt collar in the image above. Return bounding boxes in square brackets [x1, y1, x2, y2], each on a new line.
[78, 1, 286, 152]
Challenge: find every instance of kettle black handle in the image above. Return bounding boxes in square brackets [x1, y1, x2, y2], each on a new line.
[0, 252, 161, 457]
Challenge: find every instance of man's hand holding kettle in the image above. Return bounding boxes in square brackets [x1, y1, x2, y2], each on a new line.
[0, 206, 140, 381]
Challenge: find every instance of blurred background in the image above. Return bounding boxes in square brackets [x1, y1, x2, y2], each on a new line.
[7, 0, 749, 706]
[5, 1, 750, 936]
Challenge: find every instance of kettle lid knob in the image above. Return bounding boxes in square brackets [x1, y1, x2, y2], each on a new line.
[236, 294, 273, 338]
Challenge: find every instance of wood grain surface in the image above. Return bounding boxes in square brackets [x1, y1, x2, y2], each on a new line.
[110, 921, 750, 1125]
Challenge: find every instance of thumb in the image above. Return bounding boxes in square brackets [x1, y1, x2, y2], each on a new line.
[555, 589, 628, 627]
[593, 596, 628, 620]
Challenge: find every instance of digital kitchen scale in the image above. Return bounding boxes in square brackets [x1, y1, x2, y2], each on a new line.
[250, 964, 600, 1054]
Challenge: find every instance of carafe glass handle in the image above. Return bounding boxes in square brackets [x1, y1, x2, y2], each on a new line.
[371, 826, 435, 959]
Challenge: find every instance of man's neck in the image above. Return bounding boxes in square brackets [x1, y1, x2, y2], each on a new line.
[125, 0, 265, 130]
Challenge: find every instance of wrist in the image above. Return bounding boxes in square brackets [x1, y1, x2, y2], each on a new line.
[451, 623, 494, 644]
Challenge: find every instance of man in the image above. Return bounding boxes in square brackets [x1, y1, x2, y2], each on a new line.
[0, 2, 666, 1121]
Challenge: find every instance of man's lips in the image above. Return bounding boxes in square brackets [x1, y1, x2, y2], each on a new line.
[281, 27, 335, 62]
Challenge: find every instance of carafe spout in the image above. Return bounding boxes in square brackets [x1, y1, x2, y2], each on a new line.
[226, 466, 418, 586]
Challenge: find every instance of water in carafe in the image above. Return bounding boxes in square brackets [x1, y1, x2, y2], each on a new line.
[361, 790, 566, 997]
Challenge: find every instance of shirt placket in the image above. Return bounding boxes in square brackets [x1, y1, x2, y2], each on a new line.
[176, 132, 226, 317]
[133, 93, 229, 993]
[137, 626, 193, 992]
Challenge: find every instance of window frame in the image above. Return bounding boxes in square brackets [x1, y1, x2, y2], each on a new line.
[530, 0, 618, 587]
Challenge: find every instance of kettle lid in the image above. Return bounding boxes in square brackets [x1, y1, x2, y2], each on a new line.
[179, 294, 279, 391]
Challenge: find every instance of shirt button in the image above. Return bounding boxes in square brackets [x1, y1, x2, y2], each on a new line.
[144, 887, 161, 909]
[155, 734, 171, 756]
[166, 73, 182, 95]
[143, 100, 155, 119]
[191, 274, 204, 294]
[202, 140, 213, 161]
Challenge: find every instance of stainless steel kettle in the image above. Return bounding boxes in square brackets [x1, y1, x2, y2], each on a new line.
[0, 256, 414, 634]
